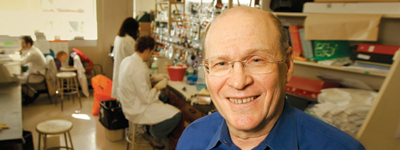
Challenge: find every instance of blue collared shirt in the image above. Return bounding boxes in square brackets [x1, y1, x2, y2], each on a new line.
[176, 100, 365, 150]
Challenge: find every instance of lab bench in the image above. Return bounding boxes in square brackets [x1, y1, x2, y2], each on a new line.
[163, 81, 216, 150]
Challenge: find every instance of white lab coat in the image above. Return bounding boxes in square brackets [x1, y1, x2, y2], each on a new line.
[20, 46, 46, 84]
[118, 53, 180, 125]
[111, 35, 136, 98]
[73, 55, 90, 97]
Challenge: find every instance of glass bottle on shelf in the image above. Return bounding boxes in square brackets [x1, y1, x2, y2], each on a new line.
[196, 49, 206, 91]
[212, 3, 223, 20]
[162, 6, 168, 21]
[151, 59, 158, 77]
[190, 22, 199, 41]
[175, 25, 181, 38]
[171, 22, 176, 36]
[150, 21, 156, 33]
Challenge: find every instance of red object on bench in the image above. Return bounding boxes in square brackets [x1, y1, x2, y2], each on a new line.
[286, 76, 340, 99]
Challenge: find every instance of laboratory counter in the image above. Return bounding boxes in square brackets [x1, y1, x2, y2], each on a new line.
[164, 81, 216, 150]
[0, 82, 24, 147]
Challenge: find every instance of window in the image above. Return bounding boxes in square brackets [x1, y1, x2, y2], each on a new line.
[0, 0, 97, 40]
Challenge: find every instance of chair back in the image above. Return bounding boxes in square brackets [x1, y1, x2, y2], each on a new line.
[45, 55, 58, 96]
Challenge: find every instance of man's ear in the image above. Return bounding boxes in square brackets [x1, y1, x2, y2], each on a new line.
[285, 46, 294, 84]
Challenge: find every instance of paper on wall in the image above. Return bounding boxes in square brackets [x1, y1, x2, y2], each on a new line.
[305, 14, 383, 41]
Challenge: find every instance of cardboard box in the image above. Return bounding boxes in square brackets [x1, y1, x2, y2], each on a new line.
[304, 2, 400, 14]
[139, 22, 151, 37]
[314, 0, 400, 2]
[139, 22, 151, 32]
[286, 76, 340, 99]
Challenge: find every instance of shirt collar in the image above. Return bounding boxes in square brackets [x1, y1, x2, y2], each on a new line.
[132, 53, 146, 65]
[207, 100, 298, 150]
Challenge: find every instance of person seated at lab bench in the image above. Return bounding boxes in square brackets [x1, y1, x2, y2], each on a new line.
[118, 36, 181, 149]
[111, 17, 140, 99]
[19, 36, 47, 104]
[19, 36, 46, 84]
[55, 51, 68, 71]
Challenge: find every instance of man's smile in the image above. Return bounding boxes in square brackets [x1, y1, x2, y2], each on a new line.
[227, 95, 260, 104]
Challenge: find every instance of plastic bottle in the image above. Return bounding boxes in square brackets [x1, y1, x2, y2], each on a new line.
[151, 60, 158, 77]
[187, 66, 194, 76]
[196, 65, 207, 91]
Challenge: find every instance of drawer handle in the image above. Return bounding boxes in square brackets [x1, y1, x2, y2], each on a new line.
[187, 118, 194, 123]
[171, 133, 179, 139]
[189, 108, 196, 114]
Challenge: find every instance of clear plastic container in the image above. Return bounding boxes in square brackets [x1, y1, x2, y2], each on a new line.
[151, 60, 158, 77]
[197, 65, 207, 91]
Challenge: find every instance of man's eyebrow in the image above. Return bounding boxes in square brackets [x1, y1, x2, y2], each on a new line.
[207, 48, 274, 59]
[206, 55, 229, 60]
[244, 48, 274, 56]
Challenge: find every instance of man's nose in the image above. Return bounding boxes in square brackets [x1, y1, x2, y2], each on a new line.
[226, 62, 253, 90]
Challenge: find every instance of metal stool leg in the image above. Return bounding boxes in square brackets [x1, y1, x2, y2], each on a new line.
[67, 131, 74, 150]
[43, 134, 47, 150]
[60, 78, 64, 111]
[64, 132, 69, 149]
[70, 78, 74, 103]
[73, 77, 82, 108]
[38, 133, 41, 150]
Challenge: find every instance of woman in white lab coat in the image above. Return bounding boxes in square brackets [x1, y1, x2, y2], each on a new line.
[111, 17, 139, 99]
[118, 36, 181, 149]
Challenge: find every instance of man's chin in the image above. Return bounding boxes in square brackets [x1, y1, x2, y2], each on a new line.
[227, 117, 262, 132]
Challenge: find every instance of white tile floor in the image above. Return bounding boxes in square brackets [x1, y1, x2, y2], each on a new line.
[22, 90, 165, 150]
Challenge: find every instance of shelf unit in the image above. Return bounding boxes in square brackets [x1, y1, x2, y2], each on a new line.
[293, 60, 387, 77]
[277, 11, 400, 149]
[274, 12, 400, 18]
[275, 12, 399, 90]
[155, 0, 186, 35]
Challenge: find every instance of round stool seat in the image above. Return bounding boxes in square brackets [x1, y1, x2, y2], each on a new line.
[36, 120, 74, 150]
[36, 120, 73, 134]
[57, 72, 76, 78]
[60, 66, 77, 72]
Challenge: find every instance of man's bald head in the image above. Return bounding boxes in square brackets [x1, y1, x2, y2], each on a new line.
[203, 7, 289, 59]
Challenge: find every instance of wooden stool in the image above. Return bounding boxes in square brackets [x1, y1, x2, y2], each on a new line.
[36, 119, 74, 150]
[59, 66, 77, 72]
[56, 72, 81, 111]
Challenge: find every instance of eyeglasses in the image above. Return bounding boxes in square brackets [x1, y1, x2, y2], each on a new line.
[202, 54, 283, 76]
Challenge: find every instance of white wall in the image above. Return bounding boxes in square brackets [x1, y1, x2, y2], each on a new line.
[70, 0, 133, 79]
[134, 0, 155, 18]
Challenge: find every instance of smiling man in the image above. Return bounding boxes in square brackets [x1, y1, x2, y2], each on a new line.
[176, 7, 365, 150]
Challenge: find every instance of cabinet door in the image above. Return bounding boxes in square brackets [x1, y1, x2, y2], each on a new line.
[161, 88, 170, 96]
[168, 91, 185, 109]
[183, 102, 205, 123]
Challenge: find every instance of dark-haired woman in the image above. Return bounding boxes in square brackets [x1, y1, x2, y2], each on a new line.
[111, 17, 139, 99]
